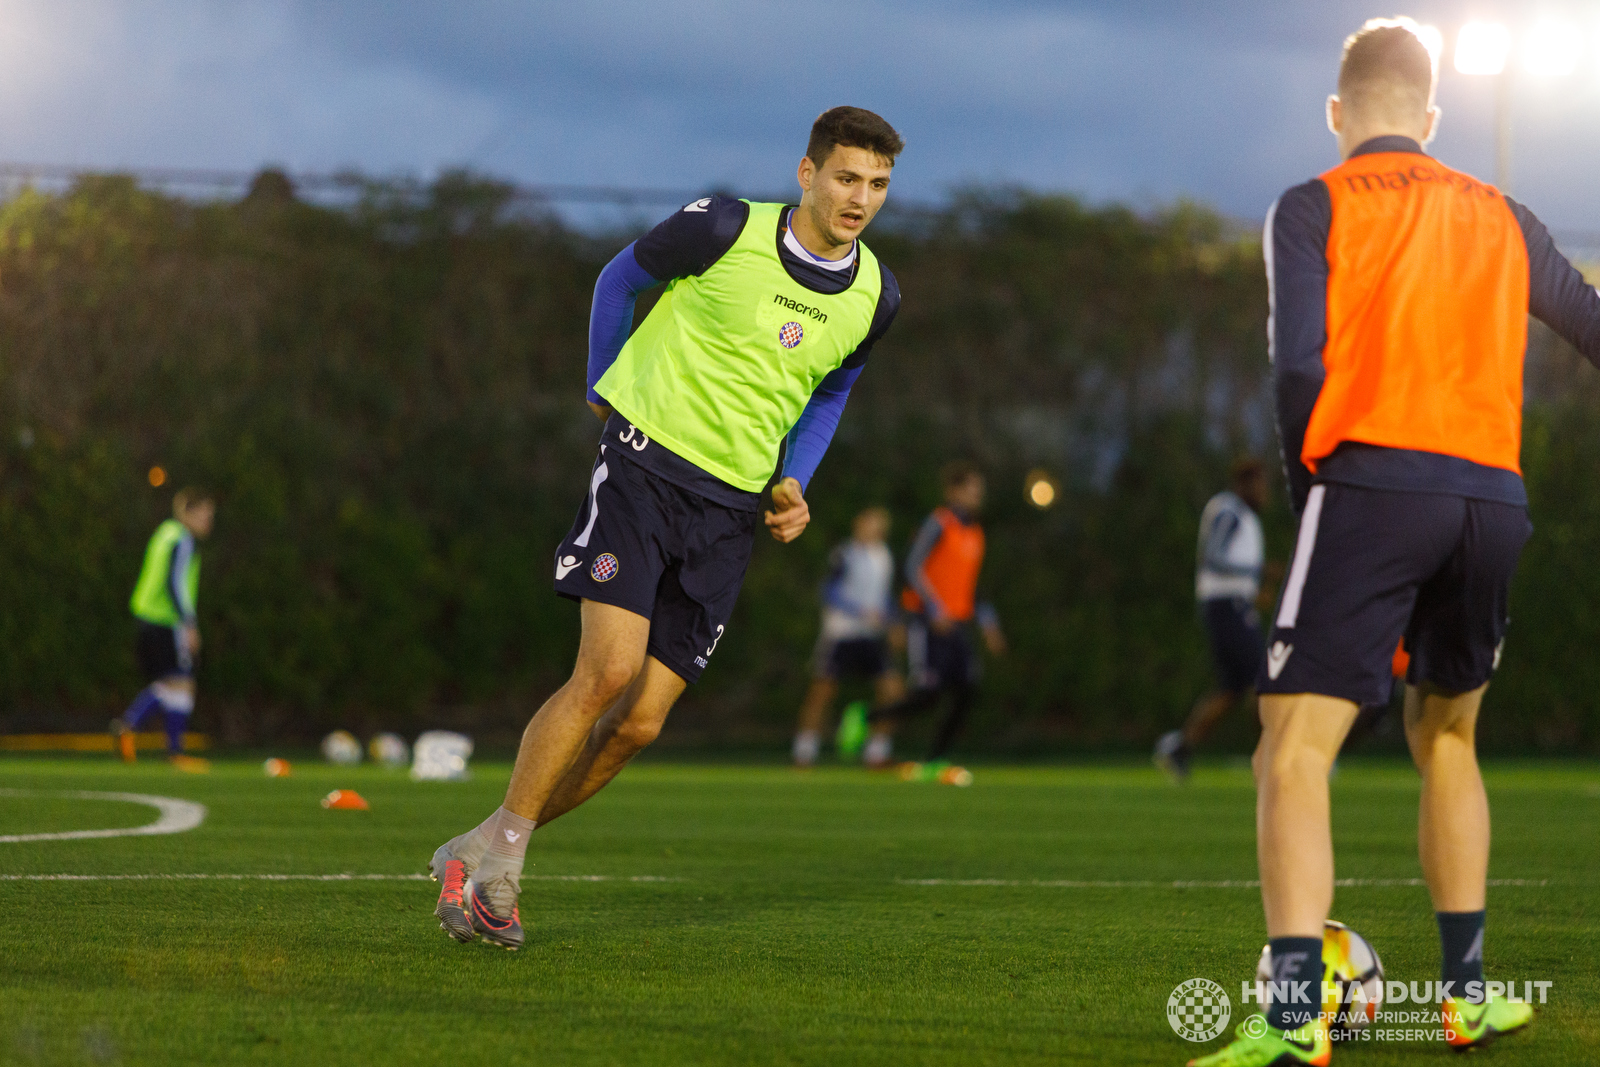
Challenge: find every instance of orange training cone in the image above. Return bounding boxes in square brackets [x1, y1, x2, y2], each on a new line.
[263, 758, 292, 778]
[320, 789, 369, 810]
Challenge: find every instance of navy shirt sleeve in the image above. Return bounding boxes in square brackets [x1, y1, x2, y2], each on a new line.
[1265, 179, 1333, 515]
[840, 264, 900, 370]
[630, 195, 750, 281]
[1505, 197, 1600, 366]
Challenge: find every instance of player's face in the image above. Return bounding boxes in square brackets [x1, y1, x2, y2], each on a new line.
[947, 476, 985, 513]
[184, 501, 216, 539]
[799, 145, 892, 248]
[854, 510, 889, 544]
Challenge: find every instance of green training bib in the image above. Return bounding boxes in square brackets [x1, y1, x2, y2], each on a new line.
[130, 519, 200, 626]
[596, 201, 881, 492]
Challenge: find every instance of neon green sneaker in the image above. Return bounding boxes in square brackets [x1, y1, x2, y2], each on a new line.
[1442, 993, 1532, 1049]
[1186, 1015, 1329, 1067]
[835, 700, 869, 760]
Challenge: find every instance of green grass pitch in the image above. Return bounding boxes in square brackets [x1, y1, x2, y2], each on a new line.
[1, 756, 1596, 1065]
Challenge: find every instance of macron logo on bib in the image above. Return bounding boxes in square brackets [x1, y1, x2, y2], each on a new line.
[684, 198, 711, 212]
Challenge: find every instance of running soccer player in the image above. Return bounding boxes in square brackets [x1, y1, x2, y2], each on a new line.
[1193, 20, 1600, 1066]
[428, 107, 903, 949]
[791, 505, 904, 766]
[865, 462, 1005, 770]
[113, 488, 214, 771]
[1155, 458, 1269, 783]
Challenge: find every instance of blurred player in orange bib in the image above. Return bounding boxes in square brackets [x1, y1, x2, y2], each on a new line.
[864, 462, 1004, 771]
[1192, 18, 1600, 1066]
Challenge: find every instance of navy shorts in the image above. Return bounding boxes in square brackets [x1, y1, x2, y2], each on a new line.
[1202, 597, 1263, 693]
[135, 621, 191, 682]
[553, 445, 757, 684]
[812, 636, 891, 680]
[1258, 482, 1531, 706]
[907, 620, 979, 691]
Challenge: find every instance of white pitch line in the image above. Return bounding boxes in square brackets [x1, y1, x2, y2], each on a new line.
[0, 789, 206, 843]
[0, 873, 683, 883]
[897, 877, 1549, 889]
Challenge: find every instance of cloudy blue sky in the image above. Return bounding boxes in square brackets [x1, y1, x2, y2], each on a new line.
[0, 1, 1596, 230]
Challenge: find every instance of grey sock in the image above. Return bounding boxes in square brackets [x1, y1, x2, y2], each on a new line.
[484, 806, 536, 867]
[448, 807, 506, 867]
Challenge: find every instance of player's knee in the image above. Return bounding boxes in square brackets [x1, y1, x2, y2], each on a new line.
[572, 658, 640, 707]
[613, 712, 663, 752]
[1254, 733, 1333, 787]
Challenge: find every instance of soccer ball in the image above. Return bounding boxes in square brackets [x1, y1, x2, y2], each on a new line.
[320, 729, 363, 766]
[1254, 919, 1384, 1035]
[368, 732, 409, 768]
[262, 757, 292, 778]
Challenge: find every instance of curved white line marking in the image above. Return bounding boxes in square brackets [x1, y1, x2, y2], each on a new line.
[0, 789, 207, 843]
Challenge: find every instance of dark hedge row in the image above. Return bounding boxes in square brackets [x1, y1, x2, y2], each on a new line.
[1, 174, 1595, 753]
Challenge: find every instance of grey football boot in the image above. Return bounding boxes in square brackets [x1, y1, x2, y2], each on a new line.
[429, 840, 476, 943]
[467, 871, 524, 950]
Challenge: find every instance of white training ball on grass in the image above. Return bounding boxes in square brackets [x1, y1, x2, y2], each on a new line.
[410, 730, 473, 781]
[1254, 919, 1384, 1036]
[368, 732, 409, 768]
[321, 729, 363, 766]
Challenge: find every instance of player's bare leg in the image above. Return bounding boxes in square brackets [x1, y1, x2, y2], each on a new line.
[1184, 689, 1241, 748]
[1156, 689, 1245, 783]
[792, 678, 837, 766]
[538, 657, 686, 824]
[431, 599, 652, 946]
[500, 600, 652, 817]
[1404, 683, 1489, 911]
[873, 669, 905, 708]
[1254, 693, 1357, 937]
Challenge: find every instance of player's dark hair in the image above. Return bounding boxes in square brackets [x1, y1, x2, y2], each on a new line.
[173, 487, 213, 514]
[1230, 457, 1266, 493]
[1338, 18, 1437, 114]
[807, 107, 904, 168]
[940, 460, 982, 491]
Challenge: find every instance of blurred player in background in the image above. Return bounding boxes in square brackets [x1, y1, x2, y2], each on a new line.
[427, 106, 903, 950]
[113, 488, 214, 772]
[1154, 457, 1270, 783]
[866, 462, 1005, 773]
[1193, 20, 1600, 1065]
[791, 505, 904, 766]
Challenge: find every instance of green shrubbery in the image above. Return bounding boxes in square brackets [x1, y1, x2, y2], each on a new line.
[0, 174, 1594, 753]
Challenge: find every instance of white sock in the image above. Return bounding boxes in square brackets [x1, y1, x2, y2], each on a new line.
[792, 731, 821, 766]
[150, 681, 194, 713]
[864, 734, 892, 765]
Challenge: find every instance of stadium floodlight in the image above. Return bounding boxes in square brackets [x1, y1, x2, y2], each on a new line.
[1455, 21, 1511, 76]
[1522, 19, 1582, 77]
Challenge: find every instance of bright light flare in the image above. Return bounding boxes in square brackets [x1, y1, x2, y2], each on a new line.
[1455, 21, 1511, 76]
[1024, 469, 1059, 510]
[1522, 19, 1582, 77]
[1413, 23, 1444, 67]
